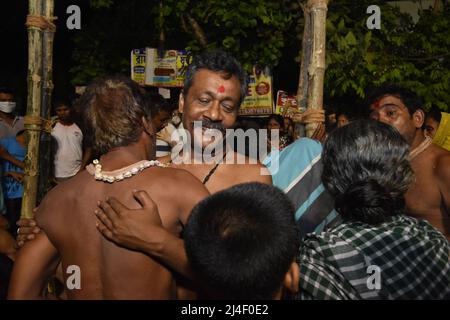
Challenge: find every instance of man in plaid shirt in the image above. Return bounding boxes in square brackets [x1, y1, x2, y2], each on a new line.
[295, 120, 449, 300]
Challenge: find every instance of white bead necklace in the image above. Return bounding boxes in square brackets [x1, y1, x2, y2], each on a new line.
[86, 159, 165, 183]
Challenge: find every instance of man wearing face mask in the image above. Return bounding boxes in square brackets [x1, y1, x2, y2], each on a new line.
[0, 87, 24, 139]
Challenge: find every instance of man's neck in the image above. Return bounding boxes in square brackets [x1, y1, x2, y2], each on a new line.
[410, 130, 427, 150]
[59, 119, 74, 126]
[0, 112, 14, 123]
[98, 144, 150, 171]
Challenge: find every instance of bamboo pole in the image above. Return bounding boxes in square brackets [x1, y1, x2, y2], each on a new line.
[296, 3, 312, 111]
[22, 0, 44, 219]
[38, 0, 55, 202]
[305, 0, 328, 137]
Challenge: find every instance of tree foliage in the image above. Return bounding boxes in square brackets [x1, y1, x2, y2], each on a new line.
[319, 0, 450, 110]
[71, 0, 450, 110]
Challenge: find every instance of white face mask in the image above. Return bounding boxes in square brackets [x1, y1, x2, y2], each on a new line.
[0, 101, 16, 113]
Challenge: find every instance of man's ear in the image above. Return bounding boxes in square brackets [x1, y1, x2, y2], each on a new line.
[283, 261, 300, 295]
[413, 109, 425, 128]
[179, 91, 185, 113]
[141, 116, 154, 135]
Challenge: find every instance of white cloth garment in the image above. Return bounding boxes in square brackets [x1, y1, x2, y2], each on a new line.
[0, 116, 24, 139]
[51, 122, 83, 178]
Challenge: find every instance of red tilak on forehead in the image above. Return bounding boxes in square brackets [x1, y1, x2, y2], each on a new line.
[217, 85, 225, 93]
[372, 99, 382, 109]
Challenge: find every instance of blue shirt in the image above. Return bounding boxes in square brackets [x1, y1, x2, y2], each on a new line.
[0, 137, 25, 199]
[263, 138, 340, 238]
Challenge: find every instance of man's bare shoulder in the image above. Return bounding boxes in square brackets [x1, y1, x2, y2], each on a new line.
[434, 147, 450, 182]
[225, 153, 272, 185]
[35, 172, 90, 227]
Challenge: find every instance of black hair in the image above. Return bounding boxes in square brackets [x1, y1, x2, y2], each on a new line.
[53, 98, 73, 110]
[267, 114, 285, 130]
[0, 87, 14, 96]
[183, 50, 247, 105]
[184, 182, 299, 300]
[76, 75, 151, 155]
[144, 92, 174, 118]
[321, 119, 413, 224]
[336, 104, 362, 123]
[426, 105, 442, 123]
[365, 84, 424, 116]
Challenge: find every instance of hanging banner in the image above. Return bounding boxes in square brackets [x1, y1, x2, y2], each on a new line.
[144, 48, 191, 87]
[130, 48, 146, 85]
[275, 90, 304, 116]
[131, 48, 191, 87]
[239, 67, 273, 116]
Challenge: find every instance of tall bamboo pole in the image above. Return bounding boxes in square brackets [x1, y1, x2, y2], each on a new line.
[296, 3, 312, 111]
[305, 0, 328, 137]
[38, 0, 55, 202]
[22, 0, 44, 219]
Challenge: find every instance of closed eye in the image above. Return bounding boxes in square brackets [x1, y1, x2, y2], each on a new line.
[199, 98, 210, 105]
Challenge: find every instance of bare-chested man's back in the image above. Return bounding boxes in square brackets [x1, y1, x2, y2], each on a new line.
[8, 75, 209, 299]
[9, 166, 207, 299]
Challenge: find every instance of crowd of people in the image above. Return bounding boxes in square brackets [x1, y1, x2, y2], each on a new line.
[0, 50, 449, 300]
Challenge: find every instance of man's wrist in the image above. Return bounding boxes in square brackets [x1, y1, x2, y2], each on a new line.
[141, 227, 174, 258]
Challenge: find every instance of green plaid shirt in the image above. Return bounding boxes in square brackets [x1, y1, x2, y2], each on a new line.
[294, 215, 450, 300]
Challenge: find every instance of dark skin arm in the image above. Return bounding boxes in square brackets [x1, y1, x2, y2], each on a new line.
[16, 207, 41, 248]
[0, 145, 25, 170]
[8, 231, 59, 299]
[0, 216, 16, 261]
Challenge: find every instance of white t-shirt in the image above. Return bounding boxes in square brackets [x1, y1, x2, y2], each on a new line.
[0, 116, 24, 139]
[51, 122, 83, 178]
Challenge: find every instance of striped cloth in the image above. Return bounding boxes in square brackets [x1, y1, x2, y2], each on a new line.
[295, 215, 450, 300]
[156, 139, 171, 158]
[263, 138, 340, 238]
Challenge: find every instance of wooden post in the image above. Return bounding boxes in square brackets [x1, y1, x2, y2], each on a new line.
[22, 0, 44, 219]
[38, 0, 55, 202]
[304, 0, 328, 137]
[297, 3, 312, 112]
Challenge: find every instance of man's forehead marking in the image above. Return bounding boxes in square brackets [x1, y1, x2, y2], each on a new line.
[217, 85, 225, 93]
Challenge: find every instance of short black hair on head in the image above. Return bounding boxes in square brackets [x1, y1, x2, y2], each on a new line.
[365, 84, 424, 116]
[336, 104, 362, 122]
[267, 114, 285, 130]
[184, 182, 299, 300]
[183, 49, 247, 105]
[53, 98, 73, 110]
[0, 87, 14, 96]
[321, 119, 413, 224]
[144, 92, 174, 117]
[426, 105, 442, 123]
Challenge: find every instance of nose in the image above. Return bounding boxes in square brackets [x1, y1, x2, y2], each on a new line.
[370, 111, 380, 121]
[204, 101, 223, 122]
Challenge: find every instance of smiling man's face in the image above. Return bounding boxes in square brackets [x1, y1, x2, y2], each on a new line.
[179, 69, 241, 149]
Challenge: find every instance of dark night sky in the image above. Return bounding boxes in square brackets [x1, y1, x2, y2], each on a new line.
[0, 0, 93, 115]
